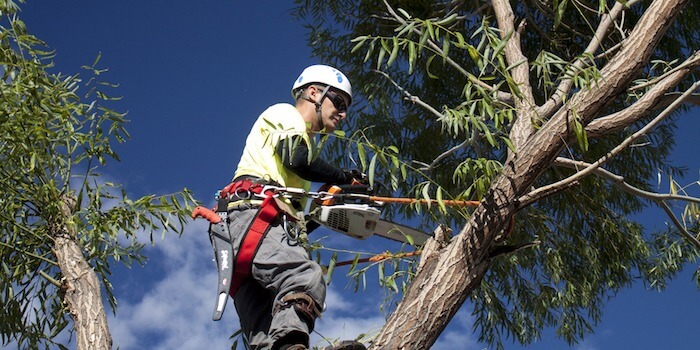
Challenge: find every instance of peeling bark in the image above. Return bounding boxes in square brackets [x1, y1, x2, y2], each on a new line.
[54, 196, 112, 350]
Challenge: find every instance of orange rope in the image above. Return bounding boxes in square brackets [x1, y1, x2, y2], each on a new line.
[367, 196, 480, 207]
[333, 250, 423, 267]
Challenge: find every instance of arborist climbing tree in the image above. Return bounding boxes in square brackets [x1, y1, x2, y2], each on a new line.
[195, 65, 368, 350]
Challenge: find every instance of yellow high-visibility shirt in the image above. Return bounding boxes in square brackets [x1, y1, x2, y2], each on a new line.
[234, 103, 311, 193]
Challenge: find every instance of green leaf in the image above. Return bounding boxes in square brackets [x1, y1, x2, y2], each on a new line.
[351, 36, 367, 53]
[387, 37, 400, 67]
[501, 136, 516, 153]
[378, 261, 385, 284]
[408, 41, 417, 74]
[349, 253, 361, 273]
[441, 38, 450, 62]
[357, 143, 367, 171]
[426, 20, 435, 41]
[368, 154, 377, 187]
[426, 55, 439, 79]
[571, 111, 589, 152]
[364, 38, 376, 63]
[436, 186, 446, 213]
[554, 0, 569, 28]
[326, 252, 338, 283]
[397, 8, 411, 19]
[421, 182, 431, 209]
[377, 43, 387, 69]
[405, 233, 415, 246]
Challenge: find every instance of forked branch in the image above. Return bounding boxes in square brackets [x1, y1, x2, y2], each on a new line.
[520, 80, 700, 206]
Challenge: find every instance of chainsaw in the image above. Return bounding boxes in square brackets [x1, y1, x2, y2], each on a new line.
[307, 184, 432, 245]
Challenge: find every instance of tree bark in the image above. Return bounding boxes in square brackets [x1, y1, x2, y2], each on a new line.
[369, 0, 690, 348]
[54, 195, 112, 350]
[492, 0, 537, 148]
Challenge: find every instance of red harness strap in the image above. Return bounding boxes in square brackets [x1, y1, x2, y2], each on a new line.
[223, 179, 282, 297]
[229, 196, 279, 297]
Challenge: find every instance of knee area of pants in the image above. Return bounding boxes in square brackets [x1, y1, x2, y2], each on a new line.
[274, 292, 322, 331]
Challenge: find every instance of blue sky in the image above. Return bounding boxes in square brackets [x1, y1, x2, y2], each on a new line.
[18, 1, 700, 349]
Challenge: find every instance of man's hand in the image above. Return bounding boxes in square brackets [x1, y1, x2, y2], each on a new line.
[343, 169, 368, 185]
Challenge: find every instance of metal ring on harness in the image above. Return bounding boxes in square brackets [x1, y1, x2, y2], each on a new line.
[234, 188, 251, 200]
[283, 215, 301, 241]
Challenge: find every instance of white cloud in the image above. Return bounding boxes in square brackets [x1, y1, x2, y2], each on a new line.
[574, 339, 600, 350]
[108, 220, 236, 350]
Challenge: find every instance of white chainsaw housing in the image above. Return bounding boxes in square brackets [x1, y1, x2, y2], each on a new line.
[313, 204, 381, 240]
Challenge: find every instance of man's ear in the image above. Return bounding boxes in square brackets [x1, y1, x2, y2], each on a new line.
[306, 85, 319, 100]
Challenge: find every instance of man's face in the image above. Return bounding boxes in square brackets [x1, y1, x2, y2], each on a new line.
[319, 89, 349, 132]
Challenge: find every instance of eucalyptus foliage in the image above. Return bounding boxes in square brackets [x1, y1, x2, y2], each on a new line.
[293, 0, 700, 348]
[0, 2, 196, 348]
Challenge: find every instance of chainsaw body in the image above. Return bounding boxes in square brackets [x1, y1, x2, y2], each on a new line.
[313, 204, 381, 240]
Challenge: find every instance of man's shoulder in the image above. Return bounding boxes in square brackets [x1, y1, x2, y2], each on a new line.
[257, 103, 305, 129]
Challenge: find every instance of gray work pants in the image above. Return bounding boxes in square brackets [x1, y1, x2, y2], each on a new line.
[228, 206, 326, 350]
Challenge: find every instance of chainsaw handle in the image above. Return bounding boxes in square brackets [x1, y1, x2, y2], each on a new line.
[191, 206, 222, 224]
[320, 185, 343, 206]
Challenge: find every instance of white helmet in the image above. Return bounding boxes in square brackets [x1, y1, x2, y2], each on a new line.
[292, 64, 352, 105]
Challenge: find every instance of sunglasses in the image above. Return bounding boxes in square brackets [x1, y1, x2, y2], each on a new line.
[325, 90, 348, 113]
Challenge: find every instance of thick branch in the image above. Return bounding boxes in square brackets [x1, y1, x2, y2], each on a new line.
[417, 225, 452, 273]
[586, 51, 700, 137]
[655, 93, 700, 108]
[492, 0, 537, 149]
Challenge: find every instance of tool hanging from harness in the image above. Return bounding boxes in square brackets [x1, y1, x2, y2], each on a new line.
[191, 178, 292, 321]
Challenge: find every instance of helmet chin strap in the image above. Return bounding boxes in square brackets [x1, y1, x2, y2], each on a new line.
[302, 85, 330, 132]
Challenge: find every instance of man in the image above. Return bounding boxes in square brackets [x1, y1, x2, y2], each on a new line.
[227, 65, 366, 350]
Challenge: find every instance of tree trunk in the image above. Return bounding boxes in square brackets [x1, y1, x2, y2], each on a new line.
[369, 0, 689, 348]
[54, 196, 112, 350]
